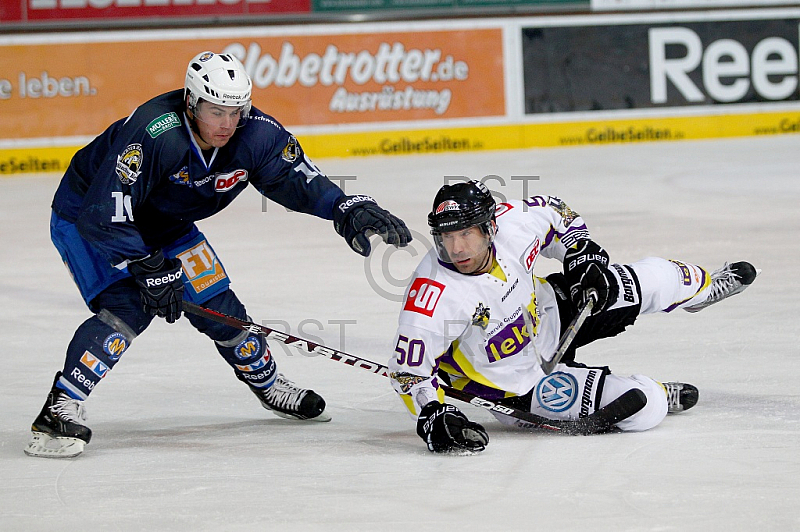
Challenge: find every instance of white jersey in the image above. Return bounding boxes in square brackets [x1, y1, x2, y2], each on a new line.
[389, 196, 591, 417]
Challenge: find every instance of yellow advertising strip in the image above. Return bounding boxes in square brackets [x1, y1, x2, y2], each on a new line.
[300, 109, 800, 158]
[3, 109, 799, 176]
[0, 146, 78, 176]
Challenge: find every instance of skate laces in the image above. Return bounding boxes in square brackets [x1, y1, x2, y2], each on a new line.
[664, 382, 683, 410]
[263, 375, 307, 412]
[50, 394, 87, 424]
[705, 263, 742, 303]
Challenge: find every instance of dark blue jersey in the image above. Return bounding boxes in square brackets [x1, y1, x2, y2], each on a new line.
[52, 90, 345, 266]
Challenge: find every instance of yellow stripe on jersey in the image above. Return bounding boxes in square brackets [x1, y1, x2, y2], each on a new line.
[488, 259, 506, 282]
[448, 340, 503, 390]
[400, 393, 418, 416]
[668, 263, 713, 309]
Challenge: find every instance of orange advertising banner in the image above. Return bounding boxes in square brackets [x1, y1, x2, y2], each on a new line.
[0, 29, 505, 141]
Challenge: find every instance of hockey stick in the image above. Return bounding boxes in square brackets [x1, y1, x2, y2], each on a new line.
[540, 294, 595, 375]
[182, 300, 627, 435]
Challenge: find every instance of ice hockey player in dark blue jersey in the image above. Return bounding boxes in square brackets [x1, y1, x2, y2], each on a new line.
[25, 51, 412, 458]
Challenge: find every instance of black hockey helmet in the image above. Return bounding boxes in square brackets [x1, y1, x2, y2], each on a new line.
[428, 180, 496, 235]
[428, 180, 497, 266]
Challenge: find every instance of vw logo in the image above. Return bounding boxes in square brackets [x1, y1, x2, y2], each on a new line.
[536, 372, 578, 412]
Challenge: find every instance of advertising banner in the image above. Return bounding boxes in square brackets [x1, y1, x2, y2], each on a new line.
[0, 0, 309, 24]
[312, 0, 580, 12]
[522, 18, 800, 113]
[0, 28, 504, 141]
[591, 0, 800, 11]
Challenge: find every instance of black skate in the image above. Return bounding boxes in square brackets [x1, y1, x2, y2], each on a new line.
[684, 261, 758, 313]
[25, 373, 92, 458]
[663, 382, 699, 413]
[248, 373, 331, 422]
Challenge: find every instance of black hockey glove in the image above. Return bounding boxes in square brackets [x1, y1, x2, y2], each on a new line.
[333, 195, 412, 257]
[563, 240, 617, 314]
[416, 402, 489, 454]
[127, 250, 185, 323]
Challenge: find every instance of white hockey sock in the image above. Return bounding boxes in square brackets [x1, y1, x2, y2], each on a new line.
[630, 257, 711, 314]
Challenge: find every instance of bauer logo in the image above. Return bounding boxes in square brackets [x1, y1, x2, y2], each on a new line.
[146, 112, 181, 139]
[403, 277, 445, 317]
[103, 332, 128, 361]
[176, 240, 227, 295]
[536, 372, 578, 412]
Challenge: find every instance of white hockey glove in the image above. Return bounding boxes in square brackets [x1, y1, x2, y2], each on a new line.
[333, 195, 412, 257]
[563, 240, 617, 314]
[416, 402, 489, 454]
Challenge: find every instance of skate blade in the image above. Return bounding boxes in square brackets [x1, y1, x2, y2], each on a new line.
[271, 410, 332, 422]
[24, 432, 86, 458]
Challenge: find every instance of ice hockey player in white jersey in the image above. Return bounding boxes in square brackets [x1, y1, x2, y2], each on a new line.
[388, 180, 758, 454]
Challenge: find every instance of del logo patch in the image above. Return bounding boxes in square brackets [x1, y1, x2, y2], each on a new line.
[403, 278, 445, 317]
[520, 237, 540, 272]
[214, 169, 248, 192]
[176, 240, 227, 294]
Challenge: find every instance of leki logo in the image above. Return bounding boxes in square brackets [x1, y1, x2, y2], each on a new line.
[403, 278, 445, 317]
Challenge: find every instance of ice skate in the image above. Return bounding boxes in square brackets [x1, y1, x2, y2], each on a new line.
[25, 373, 92, 458]
[662, 382, 699, 413]
[248, 373, 331, 422]
[684, 261, 759, 313]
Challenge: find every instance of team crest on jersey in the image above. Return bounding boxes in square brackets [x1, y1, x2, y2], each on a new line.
[390, 372, 428, 393]
[115, 144, 143, 185]
[471, 303, 491, 330]
[547, 197, 579, 226]
[234, 336, 261, 360]
[403, 278, 445, 317]
[536, 372, 578, 412]
[103, 332, 128, 361]
[169, 166, 192, 188]
[281, 135, 299, 162]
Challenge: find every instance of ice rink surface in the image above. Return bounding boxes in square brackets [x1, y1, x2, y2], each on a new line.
[1, 135, 798, 531]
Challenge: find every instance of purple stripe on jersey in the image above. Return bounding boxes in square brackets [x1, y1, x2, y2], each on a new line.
[485, 312, 530, 363]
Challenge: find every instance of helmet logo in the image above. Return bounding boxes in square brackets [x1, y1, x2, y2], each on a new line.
[435, 200, 460, 215]
[198, 52, 214, 62]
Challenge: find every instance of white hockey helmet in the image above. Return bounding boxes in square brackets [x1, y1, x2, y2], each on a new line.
[185, 51, 252, 125]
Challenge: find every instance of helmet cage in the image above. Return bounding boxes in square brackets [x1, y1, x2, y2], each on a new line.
[185, 51, 252, 128]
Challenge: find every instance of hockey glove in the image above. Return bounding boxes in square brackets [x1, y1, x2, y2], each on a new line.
[416, 402, 489, 454]
[127, 250, 185, 323]
[333, 195, 412, 257]
[563, 240, 617, 314]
